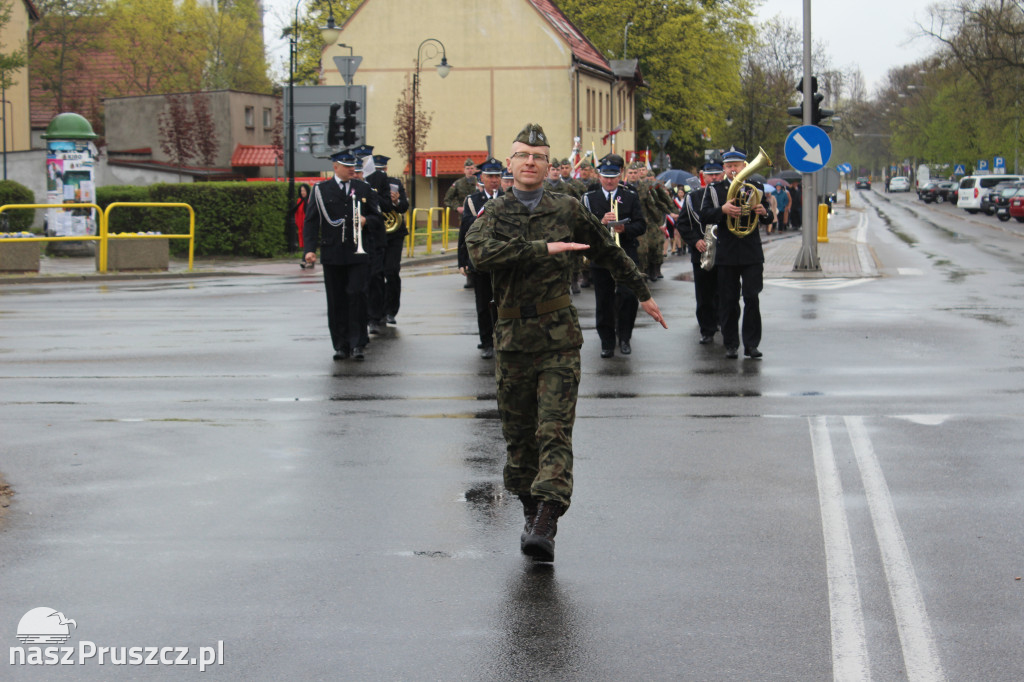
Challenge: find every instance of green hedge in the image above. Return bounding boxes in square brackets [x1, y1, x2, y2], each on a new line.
[97, 182, 291, 257]
[0, 180, 37, 231]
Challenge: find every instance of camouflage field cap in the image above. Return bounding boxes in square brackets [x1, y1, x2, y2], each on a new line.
[464, 158, 476, 167]
[580, 160, 595, 170]
[514, 123, 549, 146]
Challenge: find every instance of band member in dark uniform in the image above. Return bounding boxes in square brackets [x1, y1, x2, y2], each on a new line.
[699, 146, 772, 359]
[582, 158, 647, 357]
[303, 151, 383, 361]
[679, 160, 725, 344]
[369, 156, 410, 325]
[457, 157, 504, 359]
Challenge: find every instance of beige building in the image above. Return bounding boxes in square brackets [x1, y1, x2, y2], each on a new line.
[325, 0, 644, 207]
[0, 0, 38, 155]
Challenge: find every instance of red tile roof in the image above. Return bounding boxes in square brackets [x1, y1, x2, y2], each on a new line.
[30, 50, 135, 131]
[526, 0, 611, 73]
[401, 150, 490, 176]
[231, 144, 283, 167]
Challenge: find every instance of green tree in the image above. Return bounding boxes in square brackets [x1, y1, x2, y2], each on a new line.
[28, 0, 107, 117]
[558, 0, 756, 169]
[286, 0, 358, 87]
[185, 0, 272, 92]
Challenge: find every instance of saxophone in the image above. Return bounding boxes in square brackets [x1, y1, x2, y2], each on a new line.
[700, 224, 717, 271]
[725, 146, 773, 237]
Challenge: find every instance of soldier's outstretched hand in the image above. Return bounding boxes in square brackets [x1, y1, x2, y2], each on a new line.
[641, 298, 667, 329]
[547, 241, 590, 254]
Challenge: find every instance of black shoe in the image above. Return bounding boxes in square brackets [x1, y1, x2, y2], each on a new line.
[744, 347, 763, 358]
[299, 260, 309, 269]
[480, 346, 494, 359]
[518, 494, 539, 553]
[351, 346, 365, 360]
[600, 348, 614, 358]
[385, 314, 397, 325]
[333, 348, 348, 360]
[522, 500, 565, 562]
[619, 340, 631, 355]
[699, 334, 714, 345]
[368, 321, 382, 335]
[725, 347, 738, 359]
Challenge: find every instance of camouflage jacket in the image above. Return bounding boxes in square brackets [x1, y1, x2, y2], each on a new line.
[637, 179, 667, 228]
[444, 176, 478, 211]
[466, 190, 651, 352]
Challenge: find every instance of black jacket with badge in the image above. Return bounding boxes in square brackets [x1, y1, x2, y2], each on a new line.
[384, 176, 410, 241]
[699, 179, 771, 265]
[581, 185, 646, 263]
[303, 177, 383, 265]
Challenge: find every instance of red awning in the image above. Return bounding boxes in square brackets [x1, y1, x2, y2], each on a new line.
[231, 144, 283, 167]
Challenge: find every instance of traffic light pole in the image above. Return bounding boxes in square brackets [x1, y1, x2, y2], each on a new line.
[794, 0, 820, 271]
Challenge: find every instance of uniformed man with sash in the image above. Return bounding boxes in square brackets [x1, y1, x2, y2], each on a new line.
[457, 157, 504, 359]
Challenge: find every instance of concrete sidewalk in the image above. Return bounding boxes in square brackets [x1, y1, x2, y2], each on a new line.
[1, 206, 876, 284]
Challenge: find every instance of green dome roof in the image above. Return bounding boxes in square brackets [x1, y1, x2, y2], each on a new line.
[42, 113, 98, 140]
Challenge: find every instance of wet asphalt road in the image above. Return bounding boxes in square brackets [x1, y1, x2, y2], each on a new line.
[1, 189, 1023, 680]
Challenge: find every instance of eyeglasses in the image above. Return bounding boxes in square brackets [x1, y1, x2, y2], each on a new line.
[510, 152, 549, 164]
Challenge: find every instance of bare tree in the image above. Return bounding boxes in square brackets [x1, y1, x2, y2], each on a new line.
[158, 93, 196, 179]
[392, 72, 433, 180]
[191, 92, 219, 167]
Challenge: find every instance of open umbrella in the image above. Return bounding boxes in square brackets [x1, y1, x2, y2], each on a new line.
[657, 169, 699, 187]
[768, 177, 790, 187]
[779, 169, 802, 182]
[747, 173, 767, 184]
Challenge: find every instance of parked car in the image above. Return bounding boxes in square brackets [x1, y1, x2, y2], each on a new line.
[855, 177, 871, 190]
[1008, 189, 1024, 223]
[958, 174, 1024, 213]
[980, 181, 1021, 215]
[917, 181, 938, 200]
[994, 184, 1024, 221]
[921, 181, 958, 204]
[889, 176, 911, 192]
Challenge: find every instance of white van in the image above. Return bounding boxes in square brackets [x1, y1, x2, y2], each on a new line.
[959, 174, 1024, 213]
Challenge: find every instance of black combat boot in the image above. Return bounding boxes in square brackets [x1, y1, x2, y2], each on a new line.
[518, 494, 538, 552]
[522, 500, 565, 562]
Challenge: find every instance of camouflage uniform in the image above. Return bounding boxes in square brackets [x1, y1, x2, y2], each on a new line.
[636, 175, 667, 276]
[444, 174, 478, 216]
[466, 188, 650, 508]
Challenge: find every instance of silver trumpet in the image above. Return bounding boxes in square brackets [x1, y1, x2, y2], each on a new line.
[699, 224, 717, 271]
[353, 192, 366, 255]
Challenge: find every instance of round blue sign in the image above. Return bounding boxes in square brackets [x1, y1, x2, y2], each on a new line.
[785, 126, 833, 174]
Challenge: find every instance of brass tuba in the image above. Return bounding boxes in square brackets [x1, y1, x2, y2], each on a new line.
[384, 211, 403, 233]
[725, 147, 773, 237]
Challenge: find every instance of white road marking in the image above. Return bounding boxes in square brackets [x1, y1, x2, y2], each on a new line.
[767, 278, 873, 290]
[855, 213, 879, 278]
[844, 416, 947, 682]
[809, 416, 872, 681]
[898, 267, 924, 276]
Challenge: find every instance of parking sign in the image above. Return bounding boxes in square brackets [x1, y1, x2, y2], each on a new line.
[994, 156, 1006, 172]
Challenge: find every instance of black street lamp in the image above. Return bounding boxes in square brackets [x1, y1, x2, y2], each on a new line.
[410, 38, 451, 211]
[286, 0, 342, 250]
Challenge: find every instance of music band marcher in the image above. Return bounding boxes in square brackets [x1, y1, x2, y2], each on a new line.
[699, 146, 772, 359]
[583, 158, 647, 358]
[303, 151, 383, 361]
[466, 123, 666, 563]
[457, 157, 504, 359]
[365, 155, 408, 329]
[680, 161, 725, 344]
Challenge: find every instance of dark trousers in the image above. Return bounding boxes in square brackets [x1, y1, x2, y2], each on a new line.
[473, 270, 494, 347]
[591, 266, 639, 349]
[366, 241, 387, 323]
[717, 263, 763, 350]
[383, 238, 404, 317]
[322, 263, 369, 352]
[691, 257, 719, 336]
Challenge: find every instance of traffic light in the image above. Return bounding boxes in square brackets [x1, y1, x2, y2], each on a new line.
[788, 75, 834, 131]
[342, 100, 359, 147]
[327, 102, 342, 147]
[811, 92, 834, 126]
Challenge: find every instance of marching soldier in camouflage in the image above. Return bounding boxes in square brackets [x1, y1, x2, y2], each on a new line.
[444, 158, 480, 218]
[466, 123, 667, 562]
[558, 158, 586, 199]
[632, 163, 666, 280]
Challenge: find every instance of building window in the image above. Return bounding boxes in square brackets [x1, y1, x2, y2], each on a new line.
[263, 108, 272, 129]
[599, 92, 603, 132]
[245, 106, 255, 128]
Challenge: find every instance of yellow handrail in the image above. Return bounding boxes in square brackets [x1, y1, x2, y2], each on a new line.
[0, 203, 103, 245]
[101, 202, 195, 273]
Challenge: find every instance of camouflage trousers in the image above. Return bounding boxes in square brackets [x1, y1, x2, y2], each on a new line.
[495, 348, 581, 509]
[639, 223, 665, 273]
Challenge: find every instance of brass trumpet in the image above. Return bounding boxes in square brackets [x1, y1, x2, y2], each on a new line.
[725, 146, 772, 237]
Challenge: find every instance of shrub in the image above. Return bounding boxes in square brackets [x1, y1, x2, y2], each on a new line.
[0, 180, 37, 231]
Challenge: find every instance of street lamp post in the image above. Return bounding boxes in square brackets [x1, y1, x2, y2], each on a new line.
[286, 0, 342, 251]
[409, 38, 450, 211]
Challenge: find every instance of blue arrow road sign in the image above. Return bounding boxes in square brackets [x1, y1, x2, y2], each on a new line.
[785, 125, 832, 173]
[837, 163, 852, 174]
[953, 164, 966, 175]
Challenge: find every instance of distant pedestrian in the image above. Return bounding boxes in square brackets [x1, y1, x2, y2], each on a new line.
[293, 183, 312, 268]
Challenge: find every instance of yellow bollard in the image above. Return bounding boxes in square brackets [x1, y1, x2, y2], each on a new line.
[816, 203, 829, 243]
[844, 189, 850, 207]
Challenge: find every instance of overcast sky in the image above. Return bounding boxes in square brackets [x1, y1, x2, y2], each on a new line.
[264, 1, 942, 95]
[756, 0, 939, 95]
